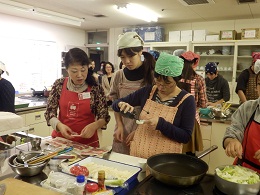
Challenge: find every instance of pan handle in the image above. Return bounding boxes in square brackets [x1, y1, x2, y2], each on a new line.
[196, 145, 218, 159]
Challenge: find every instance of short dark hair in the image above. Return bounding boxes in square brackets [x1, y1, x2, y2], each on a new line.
[65, 48, 97, 86]
[102, 62, 115, 74]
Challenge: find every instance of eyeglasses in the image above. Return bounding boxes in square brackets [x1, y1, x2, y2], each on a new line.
[155, 81, 175, 88]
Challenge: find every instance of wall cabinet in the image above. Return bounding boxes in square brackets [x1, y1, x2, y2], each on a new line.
[144, 40, 260, 104]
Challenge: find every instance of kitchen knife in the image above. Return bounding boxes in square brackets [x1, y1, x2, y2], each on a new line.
[0, 183, 6, 195]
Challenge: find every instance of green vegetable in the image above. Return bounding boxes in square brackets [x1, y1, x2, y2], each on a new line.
[105, 179, 124, 186]
[216, 166, 260, 184]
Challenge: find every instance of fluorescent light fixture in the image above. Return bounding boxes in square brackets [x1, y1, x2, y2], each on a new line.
[0, 0, 84, 26]
[115, 3, 160, 22]
[35, 8, 85, 26]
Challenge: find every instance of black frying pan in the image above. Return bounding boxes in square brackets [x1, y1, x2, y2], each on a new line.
[147, 145, 218, 186]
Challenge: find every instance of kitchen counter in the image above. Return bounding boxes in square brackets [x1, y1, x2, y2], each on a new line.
[0, 137, 146, 194]
[15, 96, 47, 114]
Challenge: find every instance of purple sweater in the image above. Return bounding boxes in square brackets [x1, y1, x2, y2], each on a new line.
[112, 86, 196, 143]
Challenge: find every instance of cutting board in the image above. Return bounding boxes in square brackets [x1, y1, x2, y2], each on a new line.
[0, 178, 62, 195]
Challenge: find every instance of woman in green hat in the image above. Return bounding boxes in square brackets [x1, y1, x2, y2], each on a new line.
[111, 52, 196, 158]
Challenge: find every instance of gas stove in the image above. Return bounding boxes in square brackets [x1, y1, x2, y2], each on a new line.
[126, 174, 227, 195]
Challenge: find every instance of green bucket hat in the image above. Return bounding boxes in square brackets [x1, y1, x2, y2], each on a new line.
[155, 52, 184, 77]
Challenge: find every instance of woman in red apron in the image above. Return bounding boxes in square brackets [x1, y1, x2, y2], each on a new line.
[224, 71, 260, 173]
[109, 32, 155, 154]
[44, 48, 110, 147]
[111, 52, 196, 158]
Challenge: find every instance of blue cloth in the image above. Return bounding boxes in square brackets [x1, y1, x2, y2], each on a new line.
[205, 62, 218, 74]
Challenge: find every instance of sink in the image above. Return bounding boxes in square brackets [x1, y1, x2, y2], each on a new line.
[0, 132, 37, 150]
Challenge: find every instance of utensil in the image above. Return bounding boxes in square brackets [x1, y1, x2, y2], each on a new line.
[146, 145, 218, 186]
[8, 154, 49, 176]
[215, 165, 260, 195]
[29, 146, 73, 164]
[0, 183, 6, 195]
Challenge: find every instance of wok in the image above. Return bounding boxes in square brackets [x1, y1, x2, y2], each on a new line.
[147, 145, 218, 186]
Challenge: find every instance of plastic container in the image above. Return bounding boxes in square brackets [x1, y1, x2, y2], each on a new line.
[76, 175, 86, 195]
[85, 182, 98, 194]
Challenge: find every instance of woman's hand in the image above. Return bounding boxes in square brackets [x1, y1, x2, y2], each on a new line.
[126, 131, 135, 146]
[254, 149, 260, 161]
[113, 124, 124, 142]
[143, 117, 159, 128]
[224, 138, 243, 159]
[56, 122, 74, 139]
[118, 102, 134, 113]
[80, 122, 99, 138]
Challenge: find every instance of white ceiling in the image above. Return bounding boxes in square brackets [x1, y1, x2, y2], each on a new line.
[0, 0, 260, 30]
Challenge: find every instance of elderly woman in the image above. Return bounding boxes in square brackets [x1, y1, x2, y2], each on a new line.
[44, 48, 110, 147]
[112, 52, 196, 158]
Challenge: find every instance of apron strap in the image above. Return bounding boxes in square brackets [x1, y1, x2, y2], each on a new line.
[149, 85, 158, 99]
[176, 93, 192, 108]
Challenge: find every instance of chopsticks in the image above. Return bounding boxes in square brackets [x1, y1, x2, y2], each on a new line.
[222, 102, 231, 112]
[28, 146, 73, 164]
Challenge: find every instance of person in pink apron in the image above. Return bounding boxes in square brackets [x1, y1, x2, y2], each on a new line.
[236, 52, 260, 104]
[109, 32, 155, 154]
[179, 51, 207, 155]
[111, 52, 196, 158]
[223, 66, 260, 173]
[44, 48, 110, 147]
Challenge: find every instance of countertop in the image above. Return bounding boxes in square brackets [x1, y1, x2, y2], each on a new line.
[15, 96, 47, 114]
[0, 137, 146, 191]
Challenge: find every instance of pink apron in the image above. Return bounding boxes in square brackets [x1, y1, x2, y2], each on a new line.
[51, 78, 98, 147]
[112, 71, 143, 154]
[130, 86, 191, 159]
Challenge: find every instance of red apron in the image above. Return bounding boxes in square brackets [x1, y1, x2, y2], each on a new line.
[234, 107, 260, 173]
[51, 78, 99, 147]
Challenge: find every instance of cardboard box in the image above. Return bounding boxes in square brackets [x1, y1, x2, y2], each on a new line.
[138, 26, 164, 42]
[206, 35, 219, 41]
[241, 28, 260, 39]
[169, 31, 181, 42]
[123, 27, 139, 33]
[220, 30, 236, 40]
[193, 30, 207, 41]
[181, 30, 193, 42]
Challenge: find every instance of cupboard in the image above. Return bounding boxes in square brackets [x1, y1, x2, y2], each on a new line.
[144, 40, 260, 104]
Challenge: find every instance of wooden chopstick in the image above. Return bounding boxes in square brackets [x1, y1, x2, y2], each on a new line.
[28, 148, 64, 164]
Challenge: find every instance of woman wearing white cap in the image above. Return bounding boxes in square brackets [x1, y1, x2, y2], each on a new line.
[0, 61, 15, 113]
[112, 53, 196, 158]
[109, 32, 155, 154]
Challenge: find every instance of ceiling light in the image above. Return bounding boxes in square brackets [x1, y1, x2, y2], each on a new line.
[0, 0, 84, 26]
[115, 3, 160, 22]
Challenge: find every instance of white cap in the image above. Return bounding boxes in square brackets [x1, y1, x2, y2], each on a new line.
[254, 59, 260, 74]
[0, 61, 9, 76]
[117, 32, 144, 50]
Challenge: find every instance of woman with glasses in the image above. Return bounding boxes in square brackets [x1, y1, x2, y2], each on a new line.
[111, 52, 196, 158]
[101, 62, 115, 106]
[44, 48, 110, 147]
[109, 32, 155, 155]
[205, 62, 230, 106]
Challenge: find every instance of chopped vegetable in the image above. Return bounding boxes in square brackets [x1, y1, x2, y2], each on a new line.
[105, 179, 124, 186]
[216, 166, 260, 184]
